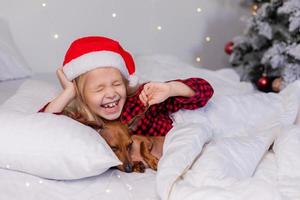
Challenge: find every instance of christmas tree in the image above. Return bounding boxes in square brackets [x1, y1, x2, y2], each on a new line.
[228, 0, 300, 92]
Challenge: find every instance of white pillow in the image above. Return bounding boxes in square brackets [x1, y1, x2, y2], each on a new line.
[0, 18, 31, 81]
[0, 79, 121, 180]
[0, 109, 121, 180]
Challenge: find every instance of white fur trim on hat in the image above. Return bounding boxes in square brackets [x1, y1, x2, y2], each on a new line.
[63, 51, 129, 80]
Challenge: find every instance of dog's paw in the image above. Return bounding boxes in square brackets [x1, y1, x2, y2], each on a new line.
[148, 157, 158, 171]
[133, 161, 146, 173]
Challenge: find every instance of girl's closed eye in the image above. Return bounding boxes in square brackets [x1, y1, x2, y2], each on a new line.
[113, 81, 122, 86]
[95, 86, 104, 92]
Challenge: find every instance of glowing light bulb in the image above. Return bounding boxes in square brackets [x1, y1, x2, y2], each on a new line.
[205, 36, 211, 42]
[251, 4, 258, 15]
[112, 13, 117, 18]
[105, 189, 111, 193]
[42, 3, 46, 7]
[6, 164, 10, 169]
[157, 26, 162, 31]
[197, 8, 202, 13]
[25, 182, 30, 187]
[196, 57, 201, 62]
[53, 34, 59, 39]
[39, 180, 43, 184]
[252, 4, 258, 11]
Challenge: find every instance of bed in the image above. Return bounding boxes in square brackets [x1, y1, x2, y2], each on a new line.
[1, 55, 300, 200]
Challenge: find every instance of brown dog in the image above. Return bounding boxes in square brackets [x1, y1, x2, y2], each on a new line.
[100, 121, 164, 173]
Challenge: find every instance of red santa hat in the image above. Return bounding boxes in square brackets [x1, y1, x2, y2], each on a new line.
[62, 36, 138, 86]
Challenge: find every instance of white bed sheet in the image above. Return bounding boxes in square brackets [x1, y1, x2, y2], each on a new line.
[0, 168, 158, 200]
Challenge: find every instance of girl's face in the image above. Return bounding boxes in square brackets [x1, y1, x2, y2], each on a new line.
[83, 67, 127, 120]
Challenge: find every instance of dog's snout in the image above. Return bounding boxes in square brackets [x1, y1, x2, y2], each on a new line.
[124, 164, 133, 173]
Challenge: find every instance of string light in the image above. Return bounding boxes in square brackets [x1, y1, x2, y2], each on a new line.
[112, 13, 117, 18]
[252, 4, 258, 15]
[25, 182, 30, 187]
[197, 8, 202, 13]
[6, 164, 10, 169]
[196, 57, 201, 62]
[205, 36, 211, 42]
[252, 4, 258, 11]
[39, 180, 43, 184]
[53, 34, 59, 39]
[157, 26, 162, 31]
[42, 3, 46, 7]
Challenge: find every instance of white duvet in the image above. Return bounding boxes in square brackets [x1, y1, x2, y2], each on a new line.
[156, 82, 300, 200]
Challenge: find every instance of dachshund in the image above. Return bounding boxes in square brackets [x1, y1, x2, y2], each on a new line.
[65, 111, 164, 173]
[99, 121, 164, 173]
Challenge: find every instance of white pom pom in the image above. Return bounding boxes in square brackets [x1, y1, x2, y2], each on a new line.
[128, 74, 139, 87]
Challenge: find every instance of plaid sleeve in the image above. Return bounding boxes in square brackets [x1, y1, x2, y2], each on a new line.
[156, 78, 214, 114]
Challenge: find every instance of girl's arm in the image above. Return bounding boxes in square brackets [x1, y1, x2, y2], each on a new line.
[139, 77, 213, 111]
[139, 81, 195, 106]
[40, 68, 76, 113]
[167, 81, 195, 98]
[43, 89, 75, 113]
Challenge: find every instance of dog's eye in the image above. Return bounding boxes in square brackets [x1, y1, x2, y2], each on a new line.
[111, 147, 118, 152]
[128, 142, 133, 151]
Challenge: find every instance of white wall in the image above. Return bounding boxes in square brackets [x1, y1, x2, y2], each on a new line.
[0, 0, 249, 73]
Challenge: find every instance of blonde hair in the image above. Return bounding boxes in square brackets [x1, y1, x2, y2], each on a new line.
[63, 72, 139, 128]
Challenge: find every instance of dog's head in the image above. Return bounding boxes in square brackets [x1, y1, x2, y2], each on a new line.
[100, 121, 134, 173]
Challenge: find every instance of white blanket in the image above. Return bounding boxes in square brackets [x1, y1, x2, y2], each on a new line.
[156, 81, 300, 200]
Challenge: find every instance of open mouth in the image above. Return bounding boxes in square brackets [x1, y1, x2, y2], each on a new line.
[101, 100, 119, 108]
[100, 100, 121, 115]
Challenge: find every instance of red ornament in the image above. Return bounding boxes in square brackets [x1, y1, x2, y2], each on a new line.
[256, 75, 269, 90]
[225, 41, 234, 55]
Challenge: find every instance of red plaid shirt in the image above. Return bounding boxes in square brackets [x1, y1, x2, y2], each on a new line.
[39, 78, 213, 136]
[120, 78, 213, 136]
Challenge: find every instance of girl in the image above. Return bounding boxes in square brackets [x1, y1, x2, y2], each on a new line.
[39, 36, 214, 136]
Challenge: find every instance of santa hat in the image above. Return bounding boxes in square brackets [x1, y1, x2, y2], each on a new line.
[62, 36, 138, 86]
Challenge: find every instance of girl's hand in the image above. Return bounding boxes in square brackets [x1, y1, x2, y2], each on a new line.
[56, 67, 76, 99]
[139, 82, 171, 106]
